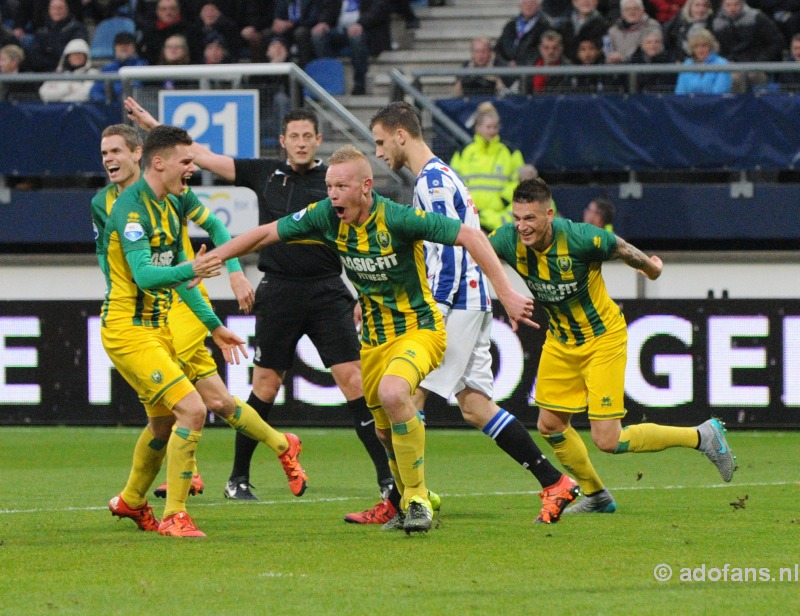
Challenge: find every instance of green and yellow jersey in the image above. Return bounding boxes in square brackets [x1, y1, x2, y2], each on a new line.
[489, 217, 624, 346]
[277, 191, 462, 346]
[97, 177, 230, 330]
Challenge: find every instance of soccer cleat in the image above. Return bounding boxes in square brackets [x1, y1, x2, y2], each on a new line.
[108, 494, 160, 532]
[696, 418, 737, 482]
[158, 511, 206, 538]
[382, 511, 406, 531]
[224, 476, 258, 500]
[278, 433, 308, 496]
[344, 498, 397, 524]
[564, 489, 618, 514]
[403, 496, 433, 535]
[153, 473, 205, 499]
[534, 474, 581, 524]
[428, 489, 442, 512]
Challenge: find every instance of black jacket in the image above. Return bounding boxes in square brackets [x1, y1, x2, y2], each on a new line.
[316, 0, 391, 56]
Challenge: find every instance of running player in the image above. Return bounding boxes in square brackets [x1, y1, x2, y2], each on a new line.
[98, 125, 307, 537]
[200, 146, 536, 534]
[488, 177, 736, 514]
[123, 99, 394, 509]
[363, 101, 579, 527]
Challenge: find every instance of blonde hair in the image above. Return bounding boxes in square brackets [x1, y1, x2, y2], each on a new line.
[0, 44, 25, 65]
[327, 145, 368, 167]
[688, 27, 719, 53]
[679, 0, 712, 22]
[474, 101, 500, 129]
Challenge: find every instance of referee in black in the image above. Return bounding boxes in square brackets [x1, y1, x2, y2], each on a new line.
[125, 100, 394, 515]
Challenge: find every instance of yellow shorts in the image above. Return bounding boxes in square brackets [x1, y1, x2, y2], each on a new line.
[101, 322, 195, 418]
[169, 297, 218, 383]
[361, 328, 447, 430]
[534, 326, 627, 421]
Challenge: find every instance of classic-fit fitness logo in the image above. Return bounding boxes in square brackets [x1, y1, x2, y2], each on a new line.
[341, 253, 399, 282]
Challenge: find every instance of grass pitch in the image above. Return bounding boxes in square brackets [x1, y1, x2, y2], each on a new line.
[0, 426, 797, 615]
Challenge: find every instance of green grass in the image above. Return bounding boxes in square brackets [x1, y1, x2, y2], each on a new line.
[0, 426, 798, 615]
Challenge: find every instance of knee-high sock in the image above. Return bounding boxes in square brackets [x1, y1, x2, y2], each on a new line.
[614, 423, 699, 453]
[542, 425, 605, 495]
[391, 413, 426, 510]
[347, 397, 392, 487]
[484, 409, 563, 488]
[387, 452, 403, 508]
[121, 425, 167, 508]
[163, 426, 202, 517]
[229, 392, 274, 480]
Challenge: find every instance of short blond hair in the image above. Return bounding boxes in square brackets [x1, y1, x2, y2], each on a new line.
[0, 44, 25, 65]
[327, 145, 368, 167]
[688, 27, 719, 53]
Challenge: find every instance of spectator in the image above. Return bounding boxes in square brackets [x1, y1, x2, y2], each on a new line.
[663, 0, 713, 62]
[202, 34, 232, 63]
[243, 35, 291, 144]
[711, 0, 784, 91]
[449, 101, 528, 233]
[39, 37, 97, 102]
[675, 27, 733, 93]
[629, 27, 676, 91]
[157, 33, 194, 89]
[649, 0, 686, 23]
[1, 19, 17, 47]
[234, 0, 273, 62]
[11, 0, 84, 38]
[26, 0, 89, 72]
[189, 1, 241, 58]
[531, 29, 573, 93]
[605, 0, 660, 63]
[0, 43, 40, 100]
[583, 196, 615, 231]
[495, 0, 554, 89]
[454, 36, 505, 97]
[89, 31, 147, 103]
[544, 0, 575, 26]
[559, 0, 610, 63]
[568, 36, 622, 91]
[264, 0, 320, 67]
[747, 0, 800, 45]
[138, 0, 195, 65]
[310, 0, 391, 96]
[778, 32, 800, 89]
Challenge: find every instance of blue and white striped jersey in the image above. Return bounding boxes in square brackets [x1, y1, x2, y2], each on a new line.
[414, 157, 491, 312]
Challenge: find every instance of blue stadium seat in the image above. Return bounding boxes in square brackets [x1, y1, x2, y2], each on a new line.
[90, 17, 135, 61]
[303, 58, 346, 99]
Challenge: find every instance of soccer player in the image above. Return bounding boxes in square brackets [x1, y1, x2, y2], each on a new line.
[200, 145, 536, 534]
[98, 125, 307, 537]
[124, 99, 394, 509]
[488, 178, 736, 514]
[364, 101, 580, 527]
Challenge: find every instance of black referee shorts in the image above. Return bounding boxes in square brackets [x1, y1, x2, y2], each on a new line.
[252, 275, 361, 371]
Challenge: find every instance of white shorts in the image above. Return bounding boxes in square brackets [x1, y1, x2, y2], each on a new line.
[419, 305, 494, 399]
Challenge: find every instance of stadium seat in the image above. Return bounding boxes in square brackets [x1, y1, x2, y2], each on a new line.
[303, 58, 346, 99]
[90, 17, 136, 61]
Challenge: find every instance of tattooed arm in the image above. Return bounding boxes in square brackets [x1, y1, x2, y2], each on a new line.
[612, 236, 663, 280]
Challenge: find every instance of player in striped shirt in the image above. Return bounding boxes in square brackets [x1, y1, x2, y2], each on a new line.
[98, 125, 307, 537]
[368, 101, 579, 526]
[489, 178, 736, 514]
[202, 145, 536, 534]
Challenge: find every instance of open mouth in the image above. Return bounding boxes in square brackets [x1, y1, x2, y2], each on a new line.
[106, 164, 120, 175]
[333, 206, 345, 217]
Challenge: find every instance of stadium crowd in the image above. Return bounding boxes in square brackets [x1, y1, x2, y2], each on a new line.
[2, 0, 799, 103]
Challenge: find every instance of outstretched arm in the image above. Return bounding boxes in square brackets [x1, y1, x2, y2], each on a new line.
[208, 221, 282, 263]
[612, 236, 663, 280]
[455, 225, 537, 331]
[124, 96, 236, 181]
